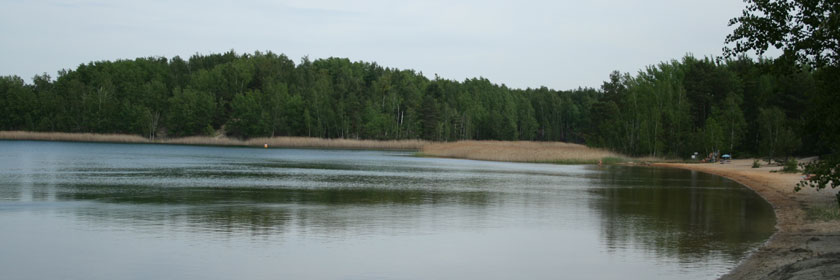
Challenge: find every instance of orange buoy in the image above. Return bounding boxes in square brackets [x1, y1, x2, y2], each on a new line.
[264, 144, 268, 148]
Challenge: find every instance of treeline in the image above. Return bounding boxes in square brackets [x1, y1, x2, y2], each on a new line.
[0, 50, 836, 159]
[0, 51, 595, 143]
[588, 57, 834, 159]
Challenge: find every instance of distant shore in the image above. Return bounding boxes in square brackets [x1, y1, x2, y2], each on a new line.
[0, 131, 623, 164]
[0, 131, 427, 150]
[655, 160, 840, 280]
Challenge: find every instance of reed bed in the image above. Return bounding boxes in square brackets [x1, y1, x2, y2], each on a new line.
[160, 136, 426, 150]
[0, 131, 426, 150]
[246, 137, 427, 150]
[420, 140, 622, 164]
[0, 131, 150, 143]
[1, 131, 623, 163]
[158, 136, 244, 146]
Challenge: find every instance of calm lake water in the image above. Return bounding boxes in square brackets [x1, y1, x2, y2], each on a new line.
[0, 140, 775, 280]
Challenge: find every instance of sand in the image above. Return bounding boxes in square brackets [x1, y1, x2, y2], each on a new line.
[654, 159, 840, 280]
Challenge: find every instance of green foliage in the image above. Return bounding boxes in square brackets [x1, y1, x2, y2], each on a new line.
[724, 0, 840, 67]
[0, 51, 595, 142]
[717, 96, 747, 153]
[796, 67, 840, 201]
[758, 107, 800, 160]
[0, 76, 36, 130]
[0, 51, 828, 168]
[167, 87, 216, 137]
[703, 116, 724, 155]
[228, 90, 271, 138]
[752, 159, 761, 168]
[727, 1, 839, 196]
[204, 125, 216, 137]
[420, 93, 439, 140]
[601, 157, 628, 165]
[782, 158, 799, 173]
[797, 154, 840, 191]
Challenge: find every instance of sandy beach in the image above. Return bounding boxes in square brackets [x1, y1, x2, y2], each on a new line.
[654, 160, 840, 280]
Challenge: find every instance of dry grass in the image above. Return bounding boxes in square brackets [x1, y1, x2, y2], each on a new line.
[1, 131, 623, 162]
[0, 131, 426, 150]
[420, 140, 623, 164]
[0, 131, 150, 143]
[160, 136, 426, 150]
[246, 137, 426, 150]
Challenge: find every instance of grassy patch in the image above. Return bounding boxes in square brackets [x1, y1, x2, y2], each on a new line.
[806, 206, 840, 221]
[601, 156, 629, 165]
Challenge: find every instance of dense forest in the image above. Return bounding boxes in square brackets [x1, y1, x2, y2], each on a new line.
[0, 50, 835, 160]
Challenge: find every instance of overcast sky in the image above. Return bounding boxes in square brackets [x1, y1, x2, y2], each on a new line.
[0, 0, 750, 90]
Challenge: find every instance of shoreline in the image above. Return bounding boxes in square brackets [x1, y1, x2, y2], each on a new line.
[0, 131, 427, 151]
[0, 131, 621, 163]
[4, 131, 839, 278]
[654, 161, 840, 280]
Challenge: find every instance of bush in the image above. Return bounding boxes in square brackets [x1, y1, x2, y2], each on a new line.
[752, 159, 761, 168]
[781, 158, 798, 173]
[601, 157, 628, 165]
[204, 125, 216, 137]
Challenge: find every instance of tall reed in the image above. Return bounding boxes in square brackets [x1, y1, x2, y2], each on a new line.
[2, 131, 624, 163]
[420, 140, 621, 163]
[0, 131, 426, 150]
[0, 131, 150, 143]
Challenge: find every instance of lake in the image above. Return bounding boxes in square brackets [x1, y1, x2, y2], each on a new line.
[0, 140, 775, 280]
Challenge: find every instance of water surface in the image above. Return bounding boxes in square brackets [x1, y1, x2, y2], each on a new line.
[0, 141, 775, 279]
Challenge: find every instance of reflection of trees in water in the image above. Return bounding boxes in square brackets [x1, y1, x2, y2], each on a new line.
[0, 183, 23, 201]
[58, 184, 493, 237]
[72, 204, 293, 237]
[590, 166, 775, 262]
[0, 183, 58, 202]
[57, 184, 492, 206]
